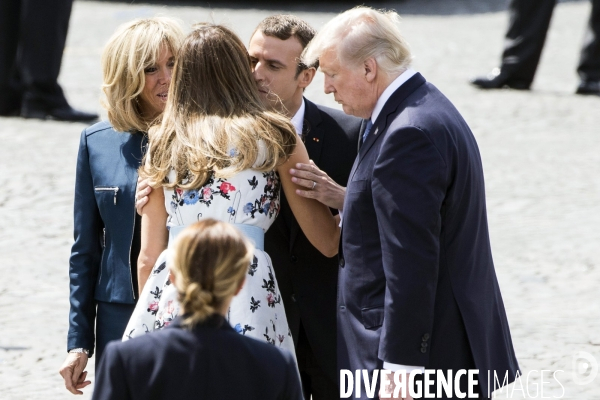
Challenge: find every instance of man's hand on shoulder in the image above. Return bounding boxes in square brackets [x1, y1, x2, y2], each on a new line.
[135, 177, 153, 215]
[290, 160, 346, 210]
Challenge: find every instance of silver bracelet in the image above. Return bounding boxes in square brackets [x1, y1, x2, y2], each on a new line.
[68, 348, 90, 356]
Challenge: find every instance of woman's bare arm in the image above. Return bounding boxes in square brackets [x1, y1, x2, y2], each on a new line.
[277, 140, 340, 257]
[137, 185, 168, 293]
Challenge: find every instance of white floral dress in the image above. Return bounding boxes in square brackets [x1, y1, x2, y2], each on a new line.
[123, 168, 294, 356]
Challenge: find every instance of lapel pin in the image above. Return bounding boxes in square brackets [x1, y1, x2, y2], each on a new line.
[374, 127, 378, 135]
[313, 137, 320, 142]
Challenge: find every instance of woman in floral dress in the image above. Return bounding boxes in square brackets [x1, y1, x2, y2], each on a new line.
[123, 24, 340, 357]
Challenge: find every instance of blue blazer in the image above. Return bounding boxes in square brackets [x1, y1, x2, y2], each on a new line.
[92, 315, 303, 400]
[338, 73, 519, 397]
[67, 121, 146, 355]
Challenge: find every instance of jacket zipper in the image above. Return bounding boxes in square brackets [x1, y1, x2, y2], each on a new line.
[95, 186, 119, 205]
[98, 228, 106, 284]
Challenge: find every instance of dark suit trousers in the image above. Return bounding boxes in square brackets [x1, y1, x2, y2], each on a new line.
[95, 301, 135, 369]
[579, 0, 600, 80]
[0, 0, 73, 111]
[296, 323, 338, 400]
[502, 0, 600, 82]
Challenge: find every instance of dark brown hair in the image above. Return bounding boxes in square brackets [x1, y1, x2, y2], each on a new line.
[254, 14, 318, 75]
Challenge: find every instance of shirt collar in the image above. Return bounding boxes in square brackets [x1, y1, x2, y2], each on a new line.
[290, 98, 305, 136]
[370, 68, 417, 123]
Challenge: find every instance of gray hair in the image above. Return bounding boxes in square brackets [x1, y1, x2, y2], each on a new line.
[302, 6, 412, 77]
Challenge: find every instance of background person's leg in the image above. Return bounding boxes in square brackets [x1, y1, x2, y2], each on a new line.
[0, 0, 22, 115]
[471, 0, 557, 89]
[576, 0, 600, 94]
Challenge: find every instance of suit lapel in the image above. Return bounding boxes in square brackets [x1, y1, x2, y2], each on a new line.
[355, 73, 427, 171]
[289, 99, 323, 249]
[302, 98, 324, 166]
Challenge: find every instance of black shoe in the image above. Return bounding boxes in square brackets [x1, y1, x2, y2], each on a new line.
[21, 103, 98, 122]
[575, 80, 600, 96]
[470, 68, 531, 90]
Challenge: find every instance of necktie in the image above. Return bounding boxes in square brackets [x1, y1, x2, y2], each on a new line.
[362, 119, 373, 143]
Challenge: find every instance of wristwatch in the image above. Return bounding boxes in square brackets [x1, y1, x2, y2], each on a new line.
[69, 348, 90, 356]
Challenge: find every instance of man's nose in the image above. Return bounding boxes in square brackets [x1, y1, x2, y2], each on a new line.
[324, 76, 334, 94]
[252, 61, 265, 81]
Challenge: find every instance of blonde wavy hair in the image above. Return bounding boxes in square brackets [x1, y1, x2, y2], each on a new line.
[140, 23, 297, 189]
[101, 17, 184, 133]
[170, 219, 253, 327]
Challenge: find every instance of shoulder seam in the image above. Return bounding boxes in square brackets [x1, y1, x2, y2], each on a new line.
[403, 125, 447, 168]
[84, 121, 113, 137]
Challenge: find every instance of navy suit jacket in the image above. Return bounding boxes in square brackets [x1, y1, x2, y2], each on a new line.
[338, 73, 519, 397]
[68, 121, 145, 355]
[92, 316, 303, 400]
[265, 98, 360, 383]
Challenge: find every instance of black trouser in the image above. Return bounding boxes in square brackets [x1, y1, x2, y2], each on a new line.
[501, 0, 600, 83]
[297, 323, 338, 400]
[0, 0, 73, 113]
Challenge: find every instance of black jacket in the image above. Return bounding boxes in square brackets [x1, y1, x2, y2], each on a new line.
[92, 316, 302, 400]
[265, 98, 361, 383]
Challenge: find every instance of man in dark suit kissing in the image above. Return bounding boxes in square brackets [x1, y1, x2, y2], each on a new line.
[301, 6, 520, 399]
[249, 15, 361, 400]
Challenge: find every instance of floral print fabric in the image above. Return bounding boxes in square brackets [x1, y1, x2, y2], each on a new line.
[123, 168, 294, 357]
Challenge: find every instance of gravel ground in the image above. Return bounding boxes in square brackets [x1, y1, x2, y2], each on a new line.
[0, 0, 599, 398]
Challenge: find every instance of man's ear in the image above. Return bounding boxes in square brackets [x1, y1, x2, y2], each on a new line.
[297, 67, 316, 89]
[364, 58, 377, 83]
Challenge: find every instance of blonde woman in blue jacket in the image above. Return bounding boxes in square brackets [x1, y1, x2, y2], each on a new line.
[59, 18, 183, 395]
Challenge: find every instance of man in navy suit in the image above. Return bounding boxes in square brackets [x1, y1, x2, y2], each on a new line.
[301, 7, 520, 399]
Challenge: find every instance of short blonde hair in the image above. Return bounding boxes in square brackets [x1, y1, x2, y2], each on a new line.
[170, 219, 253, 328]
[302, 6, 412, 77]
[101, 17, 184, 133]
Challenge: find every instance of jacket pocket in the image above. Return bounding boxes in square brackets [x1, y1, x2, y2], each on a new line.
[361, 305, 384, 329]
[94, 186, 119, 205]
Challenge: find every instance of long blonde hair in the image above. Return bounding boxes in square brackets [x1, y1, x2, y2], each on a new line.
[140, 23, 297, 189]
[101, 17, 184, 133]
[170, 219, 253, 327]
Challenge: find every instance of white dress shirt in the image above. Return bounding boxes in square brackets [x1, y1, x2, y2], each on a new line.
[370, 68, 417, 125]
[290, 98, 305, 136]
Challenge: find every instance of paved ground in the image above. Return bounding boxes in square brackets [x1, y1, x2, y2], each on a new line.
[1, 0, 599, 398]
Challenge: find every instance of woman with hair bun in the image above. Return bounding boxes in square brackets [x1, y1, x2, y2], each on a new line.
[92, 219, 302, 400]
